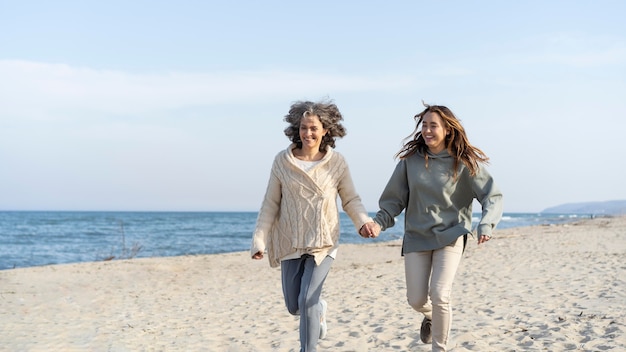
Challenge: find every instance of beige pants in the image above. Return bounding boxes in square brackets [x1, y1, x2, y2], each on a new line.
[404, 236, 464, 352]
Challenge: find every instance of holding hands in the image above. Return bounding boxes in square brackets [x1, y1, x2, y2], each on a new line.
[252, 221, 381, 261]
[359, 222, 381, 238]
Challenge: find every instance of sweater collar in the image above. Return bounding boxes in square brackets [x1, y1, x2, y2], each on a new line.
[286, 143, 334, 163]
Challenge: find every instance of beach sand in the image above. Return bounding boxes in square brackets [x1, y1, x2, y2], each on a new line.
[1, 216, 625, 351]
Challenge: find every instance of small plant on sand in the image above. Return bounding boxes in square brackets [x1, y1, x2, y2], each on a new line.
[101, 220, 143, 261]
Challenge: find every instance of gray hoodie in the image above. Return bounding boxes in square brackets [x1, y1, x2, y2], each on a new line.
[374, 149, 503, 254]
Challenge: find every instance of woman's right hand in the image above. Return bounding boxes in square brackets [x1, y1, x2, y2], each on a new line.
[252, 251, 264, 260]
[359, 222, 381, 238]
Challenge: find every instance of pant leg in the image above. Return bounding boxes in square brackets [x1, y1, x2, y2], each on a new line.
[404, 250, 433, 319]
[281, 255, 333, 352]
[281, 257, 306, 315]
[430, 236, 464, 351]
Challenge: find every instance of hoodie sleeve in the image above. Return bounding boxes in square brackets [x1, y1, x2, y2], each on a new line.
[374, 160, 409, 231]
[471, 166, 503, 237]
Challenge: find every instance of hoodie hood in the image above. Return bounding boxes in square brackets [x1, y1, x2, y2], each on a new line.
[418, 148, 452, 159]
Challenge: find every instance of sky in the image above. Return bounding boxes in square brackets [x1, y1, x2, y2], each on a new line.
[1, 1, 625, 213]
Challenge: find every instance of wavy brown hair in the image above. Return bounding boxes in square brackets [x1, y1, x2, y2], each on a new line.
[284, 99, 347, 151]
[396, 102, 489, 177]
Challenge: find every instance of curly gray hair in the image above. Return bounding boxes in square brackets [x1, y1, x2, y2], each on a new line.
[283, 99, 347, 151]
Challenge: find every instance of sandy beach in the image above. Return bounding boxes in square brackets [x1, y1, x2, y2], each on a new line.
[1, 216, 625, 351]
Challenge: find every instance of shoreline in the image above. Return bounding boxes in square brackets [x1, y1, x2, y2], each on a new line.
[0, 212, 600, 272]
[1, 216, 625, 351]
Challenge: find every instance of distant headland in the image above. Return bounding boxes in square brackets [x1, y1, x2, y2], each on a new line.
[542, 200, 626, 215]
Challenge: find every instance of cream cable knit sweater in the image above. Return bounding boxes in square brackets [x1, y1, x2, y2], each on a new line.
[251, 144, 372, 268]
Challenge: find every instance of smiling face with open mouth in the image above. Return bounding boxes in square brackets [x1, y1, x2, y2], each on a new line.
[299, 113, 328, 153]
[421, 111, 450, 154]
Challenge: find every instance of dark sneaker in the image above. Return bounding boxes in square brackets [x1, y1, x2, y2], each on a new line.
[420, 317, 432, 344]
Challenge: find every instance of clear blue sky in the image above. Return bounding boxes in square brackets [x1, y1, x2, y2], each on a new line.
[1, 1, 624, 212]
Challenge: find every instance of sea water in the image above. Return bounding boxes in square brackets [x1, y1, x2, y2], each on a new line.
[0, 211, 585, 270]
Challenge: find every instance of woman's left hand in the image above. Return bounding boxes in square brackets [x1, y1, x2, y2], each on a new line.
[478, 235, 491, 245]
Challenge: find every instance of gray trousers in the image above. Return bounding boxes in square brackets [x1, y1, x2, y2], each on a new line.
[281, 254, 333, 352]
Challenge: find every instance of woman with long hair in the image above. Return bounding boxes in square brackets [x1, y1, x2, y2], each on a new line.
[361, 102, 503, 351]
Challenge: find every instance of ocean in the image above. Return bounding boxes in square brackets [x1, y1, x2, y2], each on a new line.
[0, 211, 586, 270]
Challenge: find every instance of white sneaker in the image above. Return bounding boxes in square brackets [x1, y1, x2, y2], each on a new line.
[319, 299, 328, 339]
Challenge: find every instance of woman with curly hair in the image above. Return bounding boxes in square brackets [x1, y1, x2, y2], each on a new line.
[251, 99, 375, 351]
[361, 102, 503, 351]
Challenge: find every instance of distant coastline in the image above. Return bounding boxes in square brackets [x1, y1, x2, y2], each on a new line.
[542, 200, 626, 215]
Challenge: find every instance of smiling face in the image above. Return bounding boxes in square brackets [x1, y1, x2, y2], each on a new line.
[421, 111, 450, 154]
[299, 113, 328, 151]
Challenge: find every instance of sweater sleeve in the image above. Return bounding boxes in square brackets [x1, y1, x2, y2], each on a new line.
[374, 160, 409, 231]
[337, 159, 372, 231]
[250, 158, 282, 257]
[471, 166, 503, 237]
